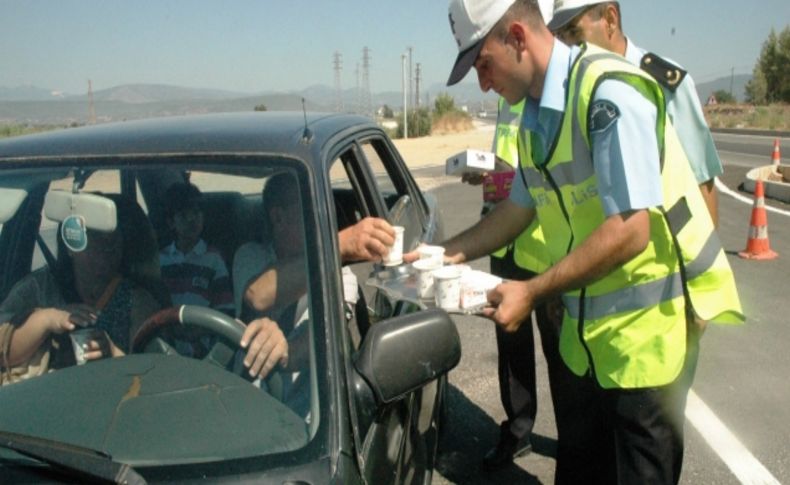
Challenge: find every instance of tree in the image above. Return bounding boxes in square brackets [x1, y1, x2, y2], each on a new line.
[750, 26, 790, 104]
[745, 68, 767, 105]
[381, 104, 394, 118]
[434, 93, 457, 116]
[396, 108, 432, 138]
[712, 89, 736, 104]
[254, 104, 268, 112]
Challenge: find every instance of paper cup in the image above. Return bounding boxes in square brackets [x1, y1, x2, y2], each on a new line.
[383, 225, 405, 266]
[417, 245, 445, 267]
[433, 265, 462, 310]
[412, 258, 442, 299]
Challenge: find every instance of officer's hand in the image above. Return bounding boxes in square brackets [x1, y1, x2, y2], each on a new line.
[482, 280, 533, 332]
[461, 172, 487, 185]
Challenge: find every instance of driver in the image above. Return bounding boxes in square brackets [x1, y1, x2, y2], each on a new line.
[0, 194, 162, 384]
[233, 172, 396, 384]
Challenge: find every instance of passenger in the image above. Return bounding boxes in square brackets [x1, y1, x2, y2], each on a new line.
[0, 194, 162, 384]
[159, 182, 234, 356]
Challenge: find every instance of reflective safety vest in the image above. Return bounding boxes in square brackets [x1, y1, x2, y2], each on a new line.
[492, 98, 549, 273]
[517, 44, 744, 389]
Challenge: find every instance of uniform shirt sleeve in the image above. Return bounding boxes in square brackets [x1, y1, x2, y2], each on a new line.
[664, 73, 724, 183]
[590, 79, 663, 216]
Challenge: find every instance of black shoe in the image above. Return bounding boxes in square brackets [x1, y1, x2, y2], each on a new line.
[482, 430, 532, 471]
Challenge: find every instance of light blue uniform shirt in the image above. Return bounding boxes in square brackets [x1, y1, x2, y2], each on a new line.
[510, 40, 663, 217]
[624, 37, 724, 184]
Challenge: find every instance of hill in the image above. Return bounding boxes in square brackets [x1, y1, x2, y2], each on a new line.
[0, 73, 754, 125]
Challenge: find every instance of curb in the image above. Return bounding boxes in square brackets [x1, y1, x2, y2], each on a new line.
[711, 127, 790, 138]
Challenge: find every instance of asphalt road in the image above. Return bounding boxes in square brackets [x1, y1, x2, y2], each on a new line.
[419, 133, 790, 484]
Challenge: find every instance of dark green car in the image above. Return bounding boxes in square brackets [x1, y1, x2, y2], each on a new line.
[0, 112, 460, 483]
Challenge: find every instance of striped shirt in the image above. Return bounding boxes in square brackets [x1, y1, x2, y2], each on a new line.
[159, 239, 233, 315]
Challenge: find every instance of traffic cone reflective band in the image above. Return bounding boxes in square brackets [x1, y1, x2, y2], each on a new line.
[739, 179, 778, 260]
[771, 138, 781, 165]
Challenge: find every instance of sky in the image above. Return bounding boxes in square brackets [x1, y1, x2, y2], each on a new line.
[2, 0, 789, 96]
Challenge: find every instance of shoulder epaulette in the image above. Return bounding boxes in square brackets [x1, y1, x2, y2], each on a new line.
[640, 52, 687, 92]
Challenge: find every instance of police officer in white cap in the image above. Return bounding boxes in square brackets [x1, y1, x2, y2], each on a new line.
[440, 0, 744, 483]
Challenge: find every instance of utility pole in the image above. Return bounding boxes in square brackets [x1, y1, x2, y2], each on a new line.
[361, 47, 372, 117]
[333, 51, 343, 112]
[414, 62, 421, 108]
[87, 79, 96, 125]
[355, 62, 360, 114]
[402, 53, 408, 139]
[729, 66, 735, 99]
[407, 46, 414, 109]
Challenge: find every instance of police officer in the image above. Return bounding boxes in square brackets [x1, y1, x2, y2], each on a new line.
[467, 97, 552, 470]
[440, 0, 744, 483]
[549, 0, 724, 226]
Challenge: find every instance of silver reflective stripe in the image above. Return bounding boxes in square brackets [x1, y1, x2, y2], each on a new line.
[563, 271, 684, 320]
[664, 198, 692, 234]
[684, 231, 724, 280]
[521, 160, 593, 192]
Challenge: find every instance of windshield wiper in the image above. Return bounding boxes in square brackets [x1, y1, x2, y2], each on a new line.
[0, 430, 146, 484]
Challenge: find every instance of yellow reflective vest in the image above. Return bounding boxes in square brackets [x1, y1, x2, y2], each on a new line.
[517, 44, 744, 389]
[492, 98, 549, 273]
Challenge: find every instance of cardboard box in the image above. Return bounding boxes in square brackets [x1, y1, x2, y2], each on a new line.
[482, 171, 515, 202]
[445, 149, 496, 175]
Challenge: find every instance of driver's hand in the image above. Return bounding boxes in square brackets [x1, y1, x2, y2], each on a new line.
[240, 317, 288, 379]
[338, 217, 395, 263]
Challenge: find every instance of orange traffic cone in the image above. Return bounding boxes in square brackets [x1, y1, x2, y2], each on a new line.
[739, 179, 778, 260]
[771, 138, 781, 165]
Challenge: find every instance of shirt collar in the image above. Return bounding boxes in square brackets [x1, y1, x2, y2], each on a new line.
[165, 238, 207, 257]
[623, 36, 645, 67]
[522, 38, 572, 129]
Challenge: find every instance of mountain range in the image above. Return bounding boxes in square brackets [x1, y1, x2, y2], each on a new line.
[0, 74, 750, 125]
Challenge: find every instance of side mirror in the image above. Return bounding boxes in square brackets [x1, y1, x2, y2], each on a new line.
[353, 308, 461, 404]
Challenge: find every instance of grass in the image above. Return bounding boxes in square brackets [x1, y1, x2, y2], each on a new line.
[704, 103, 789, 131]
[0, 123, 70, 139]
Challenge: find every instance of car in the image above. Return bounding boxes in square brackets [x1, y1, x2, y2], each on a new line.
[0, 112, 460, 484]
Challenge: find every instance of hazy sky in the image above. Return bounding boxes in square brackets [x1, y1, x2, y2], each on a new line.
[2, 0, 788, 96]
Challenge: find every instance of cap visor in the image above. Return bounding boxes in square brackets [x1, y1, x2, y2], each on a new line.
[446, 40, 485, 86]
[546, 6, 586, 32]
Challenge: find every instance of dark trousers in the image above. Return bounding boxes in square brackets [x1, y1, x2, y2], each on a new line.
[554, 324, 702, 485]
[490, 251, 572, 446]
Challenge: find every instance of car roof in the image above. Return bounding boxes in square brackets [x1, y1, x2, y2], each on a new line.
[0, 111, 379, 163]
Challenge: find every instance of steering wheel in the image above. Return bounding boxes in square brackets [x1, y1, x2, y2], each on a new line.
[132, 305, 246, 370]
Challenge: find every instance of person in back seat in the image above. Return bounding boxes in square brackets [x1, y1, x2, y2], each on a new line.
[159, 182, 233, 315]
[159, 182, 234, 356]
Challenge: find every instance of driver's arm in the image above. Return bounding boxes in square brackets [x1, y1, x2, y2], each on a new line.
[338, 217, 395, 263]
[243, 258, 306, 314]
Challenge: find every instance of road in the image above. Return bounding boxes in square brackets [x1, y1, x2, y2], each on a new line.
[418, 133, 790, 484]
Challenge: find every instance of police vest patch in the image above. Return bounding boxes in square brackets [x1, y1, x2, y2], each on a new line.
[589, 100, 620, 134]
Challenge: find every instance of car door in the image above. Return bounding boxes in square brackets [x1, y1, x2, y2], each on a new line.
[326, 131, 444, 484]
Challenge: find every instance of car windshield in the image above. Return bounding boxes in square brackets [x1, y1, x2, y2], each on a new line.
[0, 158, 326, 469]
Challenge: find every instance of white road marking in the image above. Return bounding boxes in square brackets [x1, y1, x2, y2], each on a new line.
[715, 177, 790, 217]
[686, 390, 781, 485]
